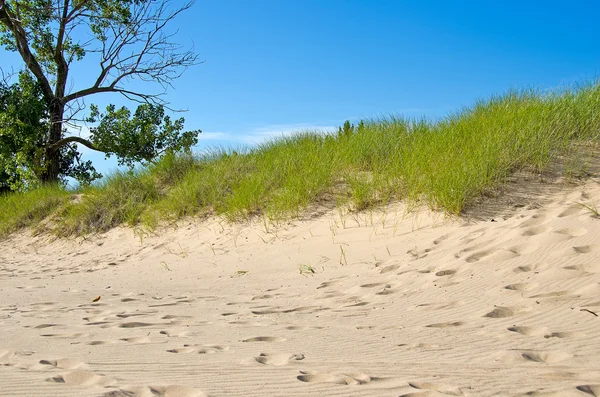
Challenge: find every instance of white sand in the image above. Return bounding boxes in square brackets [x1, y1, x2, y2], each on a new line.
[1, 176, 599, 396]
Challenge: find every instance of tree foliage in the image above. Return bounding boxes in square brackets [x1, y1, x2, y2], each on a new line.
[0, 0, 201, 189]
[0, 71, 46, 191]
[337, 120, 365, 138]
[87, 103, 199, 168]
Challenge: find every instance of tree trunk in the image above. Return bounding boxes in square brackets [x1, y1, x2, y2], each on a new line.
[40, 100, 65, 183]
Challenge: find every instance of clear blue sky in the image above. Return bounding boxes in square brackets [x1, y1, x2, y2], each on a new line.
[5, 0, 600, 178]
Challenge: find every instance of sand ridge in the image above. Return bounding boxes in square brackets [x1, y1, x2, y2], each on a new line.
[1, 177, 600, 396]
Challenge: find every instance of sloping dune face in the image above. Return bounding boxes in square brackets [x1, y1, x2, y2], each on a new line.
[1, 176, 600, 397]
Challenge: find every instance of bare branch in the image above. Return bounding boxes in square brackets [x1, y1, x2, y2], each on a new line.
[65, 85, 160, 103]
[63, 0, 200, 104]
[0, 67, 18, 85]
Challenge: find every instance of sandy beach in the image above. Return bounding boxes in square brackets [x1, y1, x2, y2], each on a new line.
[1, 174, 599, 397]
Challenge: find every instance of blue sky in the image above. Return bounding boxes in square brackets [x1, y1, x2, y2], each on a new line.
[4, 0, 600, 178]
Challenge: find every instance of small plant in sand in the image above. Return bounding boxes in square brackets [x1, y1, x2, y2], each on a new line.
[231, 269, 249, 278]
[577, 201, 600, 218]
[299, 264, 316, 276]
[339, 245, 348, 266]
[134, 228, 149, 245]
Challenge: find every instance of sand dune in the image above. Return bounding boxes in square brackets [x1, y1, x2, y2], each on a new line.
[1, 176, 600, 396]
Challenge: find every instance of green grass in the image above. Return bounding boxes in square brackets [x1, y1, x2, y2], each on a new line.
[2, 81, 600, 238]
[0, 184, 70, 237]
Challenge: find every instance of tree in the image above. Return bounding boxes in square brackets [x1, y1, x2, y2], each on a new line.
[337, 120, 354, 138]
[0, 0, 201, 186]
[0, 71, 104, 190]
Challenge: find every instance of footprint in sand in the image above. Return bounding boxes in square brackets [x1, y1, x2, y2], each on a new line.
[39, 358, 85, 370]
[102, 385, 206, 397]
[521, 225, 551, 236]
[360, 282, 389, 288]
[221, 312, 239, 317]
[242, 336, 286, 343]
[416, 301, 459, 311]
[562, 264, 595, 274]
[461, 227, 489, 240]
[466, 244, 536, 263]
[120, 336, 152, 344]
[544, 331, 581, 339]
[316, 281, 334, 289]
[159, 329, 192, 338]
[87, 340, 117, 346]
[399, 391, 456, 397]
[557, 205, 581, 218]
[521, 351, 572, 363]
[167, 346, 196, 354]
[576, 385, 600, 396]
[435, 270, 456, 277]
[464, 249, 493, 263]
[376, 286, 396, 295]
[484, 306, 517, 318]
[47, 370, 116, 387]
[425, 321, 464, 328]
[198, 345, 229, 354]
[344, 301, 369, 308]
[554, 227, 588, 238]
[284, 325, 308, 331]
[118, 321, 156, 328]
[488, 249, 521, 262]
[116, 312, 154, 319]
[252, 306, 320, 315]
[41, 332, 89, 339]
[297, 370, 373, 385]
[405, 381, 465, 396]
[254, 352, 305, 366]
[32, 323, 62, 329]
[0, 349, 34, 365]
[507, 325, 547, 336]
[573, 245, 592, 254]
[376, 263, 401, 274]
[504, 283, 532, 291]
[433, 234, 450, 245]
[251, 293, 278, 300]
[149, 301, 183, 308]
[508, 243, 541, 255]
[167, 344, 229, 354]
[529, 290, 579, 300]
[297, 371, 402, 387]
[513, 263, 545, 273]
[161, 315, 194, 321]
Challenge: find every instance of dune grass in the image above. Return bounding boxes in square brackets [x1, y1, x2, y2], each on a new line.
[1, 82, 600, 238]
[0, 184, 70, 237]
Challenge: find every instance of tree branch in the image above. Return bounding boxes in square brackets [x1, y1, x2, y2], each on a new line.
[62, 0, 200, 105]
[47, 136, 100, 153]
[64, 86, 159, 103]
[53, 0, 70, 98]
[0, 0, 55, 100]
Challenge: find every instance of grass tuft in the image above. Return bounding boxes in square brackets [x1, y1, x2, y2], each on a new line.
[0, 184, 69, 238]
